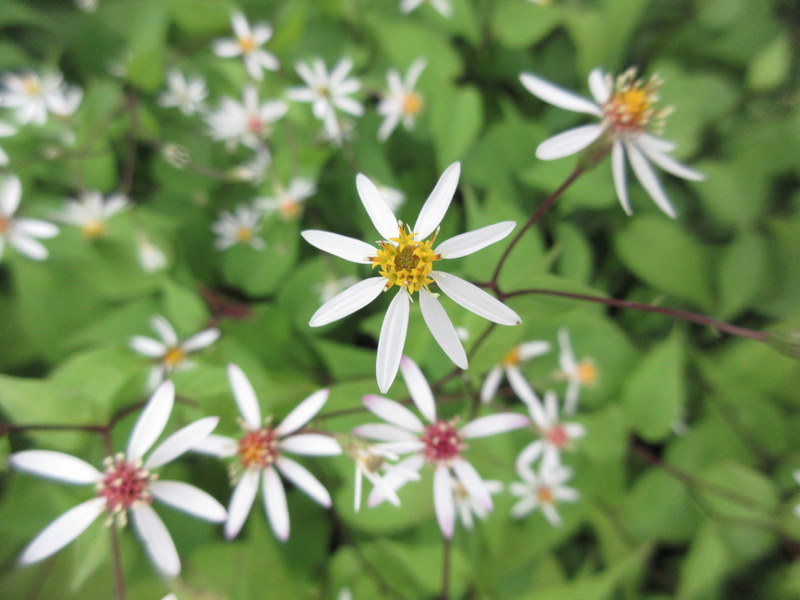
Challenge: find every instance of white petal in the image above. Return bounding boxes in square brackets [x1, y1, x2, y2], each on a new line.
[367, 453, 424, 507]
[213, 40, 242, 58]
[309, 277, 385, 327]
[627, 143, 677, 218]
[558, 328, 576, 370]
[10, 235, 49, 260]
[18, 498, 105, 565]
[515, 441, 544, 478]
[280, 433, 341, 456]
[191, 434, 238, 458]
[14, 219, 59, 238]
[435, 221, 515, 259]
[363, 394, 424, 432]
[376, 291, 410, 394]
[399, 356, 437, 423]
[452, 458, 492, 510]
[519, 72, 603, 116]
[636, 139, 705, 181]
[129, 336, 165, 358]
[145, 417, 220, 469]
[480, 366, 503, 404]
[10, 450, 100, 484]
[518, 341, 551, 361]
[543, 390, 559, 423]
[587, 69, 610, 104]
[127, 381, 174, 462]
[521, 386, 548, 426]
[433, 465, 455, 538]
[181, 328, 220, 352]
[150, 316, 178, 347]
[301, 230, 376, 263]
[131, 504, 180, 577]
[352, 423, 417, 442]
[433, 271, 521, 326]
[225, 469, 260, 539]
[413, 162, 460, 240]
[227, 364, 262, 430]
[276, 456, 331, 507]
[231, 12, 250, 38]
[564, 380, 581, 416]
[535, 124, 604, 160]
[611, 141, 632, 215]
[150, 480, 227, 522]
[277, 389, 329, 436]
[0, 175, 21, 216]
[460, 413, 530, 439]
[263, 466, 290, 541]
[507, 366, 541, 407]
[419, 289, 467, 369]
[356, 173, 398, 240]
[638, 133, 676, 153]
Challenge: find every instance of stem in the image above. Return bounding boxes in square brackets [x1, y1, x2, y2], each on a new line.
[110, 525, 126, 600]
[440, 537, 451, 600]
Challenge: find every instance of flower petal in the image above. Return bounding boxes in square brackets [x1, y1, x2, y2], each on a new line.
[301, 230, 376, 263]
[419, 288, 467, 369]
[433, 271, 521, 325]
[352, 423, 417, 442]
[150, 480, 227, 522]
[277, 389, 329, 436]
[225, 469, 260, 539]
[363, 394, 424, 432]
[356, 173, 398, 240]
[129, 336, 167, 358]
[435, 221, 515, 259]
[376, 291, 410, 394]
[433, 465, 455, 538]
[611, 141, 632, 215]
[479, 366, 503, 404]
[18, 498, 105, 565]
[399, 356, 437, 423]
[627, 142, 677, 218]
[535, 124, 604, 160]
[127, 380, 175, 462]
[518, 341, 551, 361]
[519, 72, 603, 116]
[0, 175, 21, 216]
[452, 458, 492, 510]
[131, 504, 181, 577]
[506, 366, 541, 407]
[181, 328, 220, 353]
[276, 456, 332, 507]
[308, 277, 385, 327]
[263, 466, 290, 541]
[227, 364, 261, 430]
[636, 139, 705, 181]
[587, 69, 610, 104]
[150, 315, 178, 347]
[145, 417, 220, 470]
[367, 453, 424, 507]
[460, 413, 530, 439]
[413, 162, 460, 240]
[191, 433, 238, 458]
[10, 450, 100, 485]
[280, 433, 342, 456]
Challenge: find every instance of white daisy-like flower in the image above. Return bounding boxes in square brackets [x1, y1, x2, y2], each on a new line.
[206, 85, 288, 151]
[0, 175, 59, 261]
[0, 121, 16, 165]
[136, 233, 167, 273]
[212, 204, 265, 251]
[158, 69, 208, 116]
[302, 162, 521, 393]
[1, 71, 81, 125]
[191, 364, 341, 541]
[348, 442, 420, 511]
[515, 389, 585, 472]
[129, 315, 220, 390]
[8, 381, 226, 576]
[509, 455, 578, 526]
[255, 176, 316, 220]
[480, 340, 551, 404]
[212, 12, 279, 81]
[288, 57, 363, 146]
[400, 0, 453, 18]
[54, 191, 129, 240]
[377, 58, 426, 141]
[556, 328, 597, 415]
[520, 67, 704, 218]
[454, 479, 503, 530]
[353, 357, 530, 538]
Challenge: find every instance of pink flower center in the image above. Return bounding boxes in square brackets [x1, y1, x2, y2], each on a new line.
[247, 115, 264, 136]
[96, 456, 153, 512]
[238, 427, 280, 468]
[421, 419, 464, 463]
[545, 425, 569, 449]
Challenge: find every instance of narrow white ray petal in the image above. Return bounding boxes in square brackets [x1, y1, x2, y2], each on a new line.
[150, 316, 178, 347]
[14, 219, 59, 238]
[367, 453, 424, 507]
[376, 439, 426, 454]
[419, 289, 467, 369]
[635, 140, 705, 181]
[627, 143, 677, 218]
[407, 57, 427, 88]
[558, 328, 576, 370]
[191, 434, 238, 458]
[18, 498, 105, 565]
[611, 141, 632, 215]
[543, 503, 563, 526]
[276, 456, 331, 507]
[519, 73, 603, 116]
[515, 441, 544, 478]
[435, 221, 515, 259]
[480, 366, 503, 403]
[452, 458, 492, 510]
[150, 480, 227, 522]
[433, 271, 521, 326]
[638, 133, 676, 153]
[280, 433, 341, 456]
[564, 381, 580, 416]
[413, 162, 460, 240]
[535, 124, 604, 161]
[0, 176, 21, 216]
[145, 417, 220, 469]
[554, 486, 579, 502]
[460, 413, 530, 439]
[510, 494, 538, 519]
[181, 328, 220, 352]
[301, 230, 376, 263]
[520, 385, 548, 426]
[506, 366, 541, 407]
[376, 291, 410, 394]
[225, 469, 260, 539]
[309, 277, 385, 327]
[399, 356, 437, 423]
[518, 341, 551, 361]
[543, 391, 560, 423]
[354, 464, 363, 511]
[363, 394, 424, 432]
[587, 69, 611, 104]
[352, 423, 417, 442]
[334, 96, 364, 117]
[10, 235, 48, 260]
[355, 174, 398, 240]
[10, 450, 100, 484]
[263, 466, 290, 541]
[565, 423, 586, 439]
[231, 12, 250, 38]
[433, 465, 455, 539]
[227, 364, 262, 429]
[131, 504, 181, 577]
[127, 381, 175, 462]
[276, 389, 329, 436]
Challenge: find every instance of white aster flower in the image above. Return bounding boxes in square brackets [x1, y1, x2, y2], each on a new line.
[288, 57, 363, 146]
[400, 0, 453, 17]
[454, 479, 503, 530]
[212, 12, 279, 81]
[556, 328, 597, 415]
[519, 67, 704, 218]
[353, 357, 530, 538]
[0, 120, 16, 165]
[480, 340, 551, 404]
[302, 162, 521, 393]
[255, 176, 316, 220]
[136, 233, 167, 273]
[129, 315, 220, 390]
[378, 58, 426, 141]
[206, 85, 288, 151]
[509, 456, 578, 526]
[8, 381, 226, 576]
[515, 389, 585, 472]
[212, 204, 265, 251]
[348, 442, 420, 511]
[54, 191, 129, 240]
[158, 69, 208, 116]
[1, 71, 81, 125]
[192, 364, 341, 541]
[0, 175, 59, 261]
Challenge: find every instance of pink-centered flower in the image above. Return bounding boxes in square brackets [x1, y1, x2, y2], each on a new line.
[8, 381, 226, 576]
[353, 357, 529, 538]
[302, 162, 521, 393]
[480, 340, 551, 404]
[515, 388, 585, 472]
[212, 13, 279, 81]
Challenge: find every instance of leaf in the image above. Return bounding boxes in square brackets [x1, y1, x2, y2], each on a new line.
[429, 85, 483, 171]
[747, 34, 792, 91]
[716, 232, 767, 319]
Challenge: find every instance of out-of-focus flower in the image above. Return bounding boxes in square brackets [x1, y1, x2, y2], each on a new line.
[454, 479, 503, 530]
[192, 364, 341, 541]
[509, 455, 578, 526]
[1, 71, 81, 125]
[480, 340, 551, 404]
[54, 191, 129, 240]
[136, 233, 167, 273]
[348, 442, 420, 511]
[158, 70, 208, 116]
[515, 389, 585, 471]
[256, 177, 316, 219]
[161, 143, 191, 169]
[0, 121, 16, 165]
[206, 85, 288, 151]
[9, 381, 226, 576]
[520, 68, 704, 218]
[212, 12, 279, 81]
[288, 57, 363, 146]
[230, 148, 271, 184]
[302, 162, 520, 392]
[375, 182, 405, 212]
[378, 58, 426, 141]
[212, 204, 265, 251]
[400, 0, 453, 18]
[75, 0, 98, 11]
[556, 328, 596, 415]
[0, 175, 59, 261]
[354, 357, 529, 538]
[129, 315, 220, 390]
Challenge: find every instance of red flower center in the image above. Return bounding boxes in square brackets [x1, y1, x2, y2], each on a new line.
[96, 456, 153, 512]
[238, 427, 280, 468]
[546, 425, 569, 449]
[421, 419, 463, 463]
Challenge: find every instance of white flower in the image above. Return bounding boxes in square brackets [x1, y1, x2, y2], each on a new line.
[353, 357, 530, 538]
[377, 58, 426, 141]
[556, 328, 596, 415]
[230, 148, 271, 184]
[515, 389, 585, 472]
[454, 479, 503, 530]
[480, 340, 551, 404]
[400, 0, 453, 18]
[349, 442, 420, 512]
[206, 85, 288, 151]
[520, 68, 704, 218]
[212, 204, 265, 251]
[191, 364, 341, 541]
[129, 315, 220, 390]
[54, 191, 129, 239]
[1, 71, 81, 125]
[212, 12, 279, 81]
[158, 70, 208, 116]
[0, 175, 59, 261]
[0, 120, 16, 165]
[136, 233, 167, 273]
[9, 381, 226, 576]
[255, 176, 316, 219]
[509, 456, 578, 526]
[288, 57, 363, 146]
[302, 162, 521, 393]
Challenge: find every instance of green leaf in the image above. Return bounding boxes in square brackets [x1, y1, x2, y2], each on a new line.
[716, 232, 768, 319]
[492, 0, 562, 49]
[429, 85, 483, 171]
[747, 34, 792, 91]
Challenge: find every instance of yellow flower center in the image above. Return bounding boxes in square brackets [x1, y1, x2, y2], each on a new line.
[22, 75, 41, 96]
[501, 346, 521, 367]
[537, 485, 554, 504]
[238, 36, 256, 54]
[0, 216, 9, 234]
[81, 219, 107, 239]
[235, 226, 253, 242]
[577, 359, 597, 385]
[163, 346, 186, 368]
[279, 200, 301, 219]
[402, 92, 423, 116]
[370, 225, 441, 293]
[602, 69, 669, 134]
[238, 427, 279, 469]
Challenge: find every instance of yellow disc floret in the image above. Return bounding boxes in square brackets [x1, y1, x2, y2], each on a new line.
[370, 224, 442, 293]
[602, 68, 671, 135]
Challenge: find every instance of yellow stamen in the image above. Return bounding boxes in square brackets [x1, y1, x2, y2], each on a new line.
[402, 92, 423, 116]
[0, 216, 9, 234]
[537, 486, 554, 504]
[235, 226, 253, 242]
[501, 346, 521, 367]
[22, 75, 41, 96]
[238, 36, 256, 54]
[279, 200, 301, 219]
[81, 220, 107, 239]
[163, 346, 186, 368]
[603, 68, 670, 134]
[370, 225, 442, 293]
[577, 359, 597, 385]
